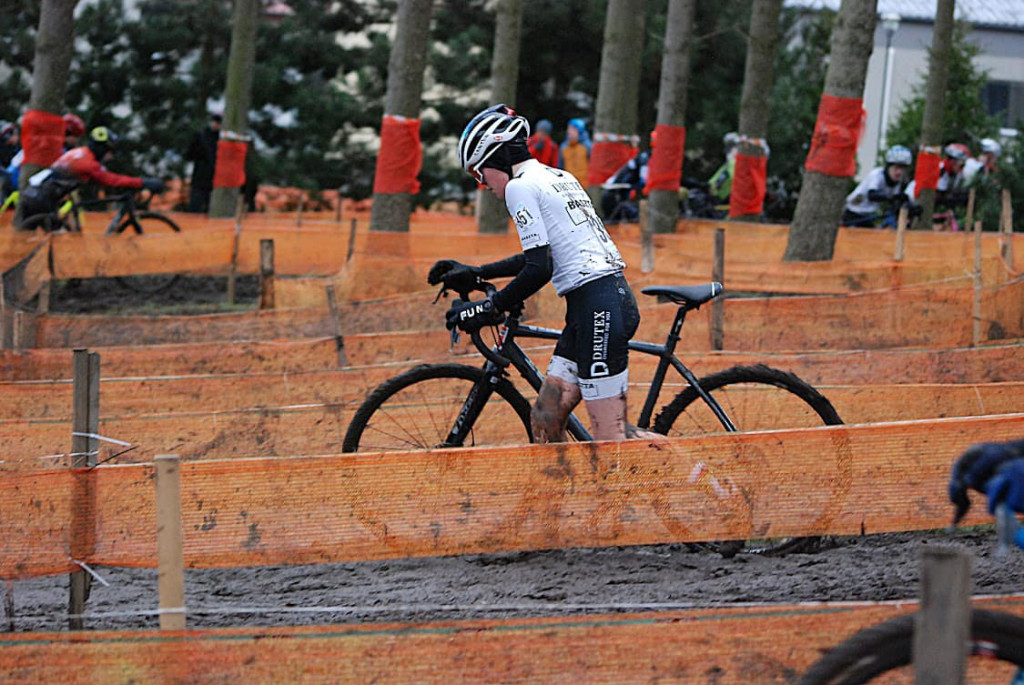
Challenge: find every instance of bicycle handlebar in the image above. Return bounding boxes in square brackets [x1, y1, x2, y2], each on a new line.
[439, 281, 512, 368]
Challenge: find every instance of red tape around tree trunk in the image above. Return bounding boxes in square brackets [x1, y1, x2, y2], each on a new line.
[373, 115, 422, 194]
[644, 124, 686, 194]
[913, 148, 941, 198]
[729, 152, 767, 218]
[213, 140, 247, 188]
[21, 109, 66, 167]
[587, 140, 636, 187]
[804, 94, 865, 178]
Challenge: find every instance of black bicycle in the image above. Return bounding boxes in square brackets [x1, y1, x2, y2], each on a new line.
[343, 280, 845, 555]
[21, 186, 181, 293]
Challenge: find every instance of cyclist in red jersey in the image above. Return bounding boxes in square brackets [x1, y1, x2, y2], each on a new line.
[18, 127, 164, 226]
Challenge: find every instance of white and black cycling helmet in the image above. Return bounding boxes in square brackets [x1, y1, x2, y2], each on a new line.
[980, 138, 1002, 158]
[458, 104, 530, 183]
[943, 143, 970, 161]
[884, 145, 912, 166]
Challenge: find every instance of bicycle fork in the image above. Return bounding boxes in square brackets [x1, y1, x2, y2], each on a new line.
[442, 361, 504, 448]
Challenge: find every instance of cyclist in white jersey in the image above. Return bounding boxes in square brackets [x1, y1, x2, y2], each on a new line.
[429, 104, 659, 442]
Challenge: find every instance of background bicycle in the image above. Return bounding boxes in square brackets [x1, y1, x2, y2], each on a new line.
[20, 186, 182, 293]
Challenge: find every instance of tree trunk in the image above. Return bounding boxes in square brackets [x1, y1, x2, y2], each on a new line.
[587, 0, 647, 209]
[731, 0, 783, 222]
[916, 0, 955, 228]
[16, 0, 78, 228]
[478, 0, 524, 235]
[208, 0, 259, 218]
[369, 0, 433, 233]
[783, 0, 877, 261]
[648, 0, 697, 235]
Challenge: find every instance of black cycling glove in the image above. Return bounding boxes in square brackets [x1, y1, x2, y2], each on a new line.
[445, 295, 501, 333]
[141, 177, 166, 193]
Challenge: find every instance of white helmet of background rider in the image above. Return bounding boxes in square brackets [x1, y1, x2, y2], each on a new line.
[723, 131, 741, 150]
[884, 145, 913, 167]
[980, 138, 1003, 158]
[458, 104, 530, 183]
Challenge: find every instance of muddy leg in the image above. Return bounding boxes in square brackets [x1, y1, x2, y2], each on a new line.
[531, 376, 581, 443]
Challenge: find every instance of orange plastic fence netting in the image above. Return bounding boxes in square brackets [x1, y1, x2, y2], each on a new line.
[914, 146, 942, 197]
[2, 412, 1023, 578]
[5, 597, 1024, 684]
[728, 152, 767, 218]
[19, 109, 65, 167]
[212, 138, 247, 189]
[373, 115, 422, 195]
[804, 94, 865, 177]
[644, 124, 686, 193]
[587, 137, 636, 187]
[17, 276, 1024, 351]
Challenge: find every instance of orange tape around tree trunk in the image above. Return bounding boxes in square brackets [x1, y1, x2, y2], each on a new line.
[914, 148, 942, 197]
[20, 109, 66, 167]
[586, 139, 636, 187]
[644, 124, 685, 193]
[728, 152, 767, 217]
[212, 139, 247, 188]
[373, 115, 422, 194]
[804, 94, 865, 177]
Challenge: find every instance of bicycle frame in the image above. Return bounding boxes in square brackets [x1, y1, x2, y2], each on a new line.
[446, 302, 737, 447]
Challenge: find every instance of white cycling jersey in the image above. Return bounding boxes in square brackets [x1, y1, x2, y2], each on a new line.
[505, 159, 625, 295]
[845, 166, 903, 216]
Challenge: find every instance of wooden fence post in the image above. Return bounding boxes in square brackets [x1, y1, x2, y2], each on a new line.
[346, 218, 358, 264]
[325, 284, 350, 367]
[964, 187, 976, 236]
[259, 239, 275, 310]
[0, 278, 10, 351]
[710, 228, 725, 351]
[12, 310, 35, 350]
[1001, 189, 1014, 273]
[37, 280, 51, 314]
[155, 454, 186, 631]
[639, 199, 654, 273]
[227, 195, 245, 305]
[335, 188, 343, 224]
[69, 349, 100, 630]
[913, 547, 970, 684]
[972, 220, 983, 346]
[296, 197, 304, 228]
[894, 206, 908, 262]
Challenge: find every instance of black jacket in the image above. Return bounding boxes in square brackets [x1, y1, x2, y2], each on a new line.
[186, 126, 219, 189]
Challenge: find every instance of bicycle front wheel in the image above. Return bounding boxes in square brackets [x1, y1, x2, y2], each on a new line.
[798, 609, 1024, 684]
[113, 211, 182, 294]
[342, 363, 533, 453]
[652, 364, 845, 556]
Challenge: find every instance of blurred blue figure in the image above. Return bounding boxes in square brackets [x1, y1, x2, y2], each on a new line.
[949, 439, 1024, 523]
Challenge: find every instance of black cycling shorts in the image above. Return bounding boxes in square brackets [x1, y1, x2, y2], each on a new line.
[548, 272, 640, 400]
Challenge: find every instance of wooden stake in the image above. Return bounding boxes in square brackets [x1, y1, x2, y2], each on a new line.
[325, 284, 349, 367]
[639, 199, 653, 273]
[12, 310, 34, 350]
[69, 349, 99, 630]
[894, 206, 908, 262]
[335, 188, 343, 224]
[227, 196, 244, 306]
[259, 239, 275, 310]
[913, 547, 970, 684]
[296, 198, 304, 228]
[710, 228, 725, 351]
[346, 218, 358, 263]
[973, 220, 983, 346]
[155, 454, 186, 631]
[0, 278, 10, 351]
[37, 280, 51, 314]
[965, 187, 976, 235]
[1001, 188, 1014, 272]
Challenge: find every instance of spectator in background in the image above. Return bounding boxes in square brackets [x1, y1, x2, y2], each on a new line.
[600, 136, 650, 224]
[62, 114, 86, 151]
[559, 118, 591, 186]
[0, 123, 19, 203]
[186, 113, 221, 213]
[527, 119, 559, 168]
[708, 132, 740, 203]
[964, 138, 1001, 186]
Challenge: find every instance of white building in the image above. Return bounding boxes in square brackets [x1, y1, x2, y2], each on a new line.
[787, 0, 1024, 180]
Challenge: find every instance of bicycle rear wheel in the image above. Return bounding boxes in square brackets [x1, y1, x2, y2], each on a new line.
[652, 364, 845, 556]
[342, 363, 533, 453]
[113, 211, 182, 294]
[798, 609, 1024, 684]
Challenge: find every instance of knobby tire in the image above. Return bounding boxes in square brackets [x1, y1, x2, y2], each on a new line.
[797, 609, 1024, 684]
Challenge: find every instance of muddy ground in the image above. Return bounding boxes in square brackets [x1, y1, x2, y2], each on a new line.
[6, 530, 1023, 632]
[8, 279, 1020, 634]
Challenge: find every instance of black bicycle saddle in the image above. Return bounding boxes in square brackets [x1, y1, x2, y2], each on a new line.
[640, 282, 723, 308]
